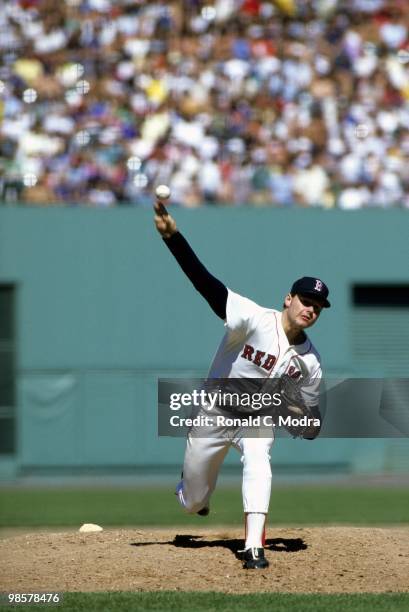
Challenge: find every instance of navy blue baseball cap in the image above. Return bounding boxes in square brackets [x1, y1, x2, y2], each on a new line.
[290, 277, 331, 308]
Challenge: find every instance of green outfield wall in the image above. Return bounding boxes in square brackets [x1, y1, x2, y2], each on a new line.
[0, 207, 408, 478]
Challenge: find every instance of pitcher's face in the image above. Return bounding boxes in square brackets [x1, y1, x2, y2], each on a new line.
[284, 293, 323, 329]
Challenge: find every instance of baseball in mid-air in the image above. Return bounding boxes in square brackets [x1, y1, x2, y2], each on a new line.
[155, 184, 171, 200]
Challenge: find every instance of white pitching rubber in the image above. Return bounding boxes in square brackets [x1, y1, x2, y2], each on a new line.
[79, 523, 103, 533]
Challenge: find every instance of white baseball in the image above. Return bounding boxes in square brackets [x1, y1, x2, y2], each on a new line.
[155, 184, 171, 200]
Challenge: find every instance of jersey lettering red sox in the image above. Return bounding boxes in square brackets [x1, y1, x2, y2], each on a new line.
[208, 289, 322, 407]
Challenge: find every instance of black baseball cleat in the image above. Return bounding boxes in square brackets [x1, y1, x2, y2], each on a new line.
[197, 506, 209, 516]
[242, 547, 269, 570]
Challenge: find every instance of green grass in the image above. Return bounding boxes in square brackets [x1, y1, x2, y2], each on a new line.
[1, 592, 409, 612]
[0, 486, 409, 528]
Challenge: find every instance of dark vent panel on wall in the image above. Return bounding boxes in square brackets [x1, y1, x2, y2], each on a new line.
[351, 284, 409, 376]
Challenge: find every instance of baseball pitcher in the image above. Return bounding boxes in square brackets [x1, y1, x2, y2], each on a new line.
[154, 199, 330, 569]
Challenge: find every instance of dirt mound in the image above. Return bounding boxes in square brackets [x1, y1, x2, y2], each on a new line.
[1, 527, 408, 594]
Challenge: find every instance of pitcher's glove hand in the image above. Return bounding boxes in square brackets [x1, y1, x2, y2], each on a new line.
[276, 402, 322, 439]
[275, 376, 322, 439]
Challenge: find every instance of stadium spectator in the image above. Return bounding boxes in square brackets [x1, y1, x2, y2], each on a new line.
[0, 0, 408, 208]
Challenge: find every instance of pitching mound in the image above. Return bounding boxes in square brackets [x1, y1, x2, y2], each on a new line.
[1, 527, 408, 594]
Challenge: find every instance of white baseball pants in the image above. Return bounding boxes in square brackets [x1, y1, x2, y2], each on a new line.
[180, 411, 274, 514]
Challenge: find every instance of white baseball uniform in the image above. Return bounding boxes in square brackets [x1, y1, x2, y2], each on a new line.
[180, 288, 322, 515]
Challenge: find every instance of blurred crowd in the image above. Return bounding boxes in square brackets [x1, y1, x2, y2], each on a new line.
[0, 0, 408, 208]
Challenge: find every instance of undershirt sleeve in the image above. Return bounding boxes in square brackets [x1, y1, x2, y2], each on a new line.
[163, 231, 227, 320]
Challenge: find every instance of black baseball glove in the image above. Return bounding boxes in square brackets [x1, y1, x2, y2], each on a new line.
[274, 374, 322, 439]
